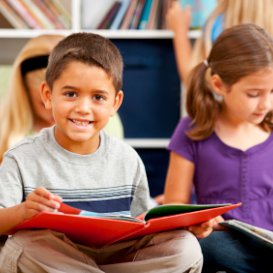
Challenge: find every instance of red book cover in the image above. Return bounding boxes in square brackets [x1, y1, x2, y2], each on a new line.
[9, 202, 241, 247]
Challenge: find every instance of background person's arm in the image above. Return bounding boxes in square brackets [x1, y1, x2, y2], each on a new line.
[166, 2, 192, 82]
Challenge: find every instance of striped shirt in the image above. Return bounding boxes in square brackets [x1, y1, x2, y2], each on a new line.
[0, 126, 150, 217]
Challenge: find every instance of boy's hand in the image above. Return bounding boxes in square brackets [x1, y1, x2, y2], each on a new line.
[187, 216, 225, 238]
[21, 187, 62, 220]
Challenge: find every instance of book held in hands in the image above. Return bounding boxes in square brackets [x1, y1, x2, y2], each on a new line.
[9, 202, 241, 247]
[221, 219, 273, 250]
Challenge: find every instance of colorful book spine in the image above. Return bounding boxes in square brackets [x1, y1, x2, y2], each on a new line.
[146, 0, 160, 30]
[21, 0, 55, 29]
[7, 0, 42, 28]
[130, 0, 146, 29]
[120, 0, 138, 30]
[49, 0, 71, 29]
[110, 0, 130, 30]
[97, 1, 121, 29]
[42, 0, 67, 29]
[138, 0, 152, 30]
[32, 0, 64, 29]
[0, 0, 28, 28]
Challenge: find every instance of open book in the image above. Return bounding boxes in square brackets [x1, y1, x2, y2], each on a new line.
[220, 219, 273, 250]
[10, 202, 241, 247]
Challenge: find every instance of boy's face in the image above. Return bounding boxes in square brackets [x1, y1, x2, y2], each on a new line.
[41, 61, 123, 154]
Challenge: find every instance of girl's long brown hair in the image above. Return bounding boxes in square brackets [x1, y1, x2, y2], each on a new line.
[186, 23, 273, 140]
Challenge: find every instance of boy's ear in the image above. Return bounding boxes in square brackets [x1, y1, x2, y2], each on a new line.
[210, 74, 227, 96]
[111, 90, 124, 116]
[40, 81, 52, 110]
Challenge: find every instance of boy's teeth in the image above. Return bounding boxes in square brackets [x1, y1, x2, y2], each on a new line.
[73, 120, 89, 126]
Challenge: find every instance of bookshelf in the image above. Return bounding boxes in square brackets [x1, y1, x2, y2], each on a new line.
[0, 0, 201, 197]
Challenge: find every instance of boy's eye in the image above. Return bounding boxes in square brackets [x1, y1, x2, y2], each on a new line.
[93, 94, 105, 101]
[65, 91, 77, 98]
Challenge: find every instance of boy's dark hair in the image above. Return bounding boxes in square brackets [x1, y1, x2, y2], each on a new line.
[46, 32, 123, 92]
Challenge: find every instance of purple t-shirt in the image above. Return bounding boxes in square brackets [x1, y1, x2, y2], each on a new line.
[168, 117, 273, 231]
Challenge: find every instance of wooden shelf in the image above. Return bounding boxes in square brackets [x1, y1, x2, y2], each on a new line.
[125, 139, 169, 149]
[0, 29, 200, 39]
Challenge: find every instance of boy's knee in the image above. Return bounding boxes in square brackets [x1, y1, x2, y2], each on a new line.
[172, 230, 202, 259]
[160, 230, 203, 272]
[153, 230, 203, 264]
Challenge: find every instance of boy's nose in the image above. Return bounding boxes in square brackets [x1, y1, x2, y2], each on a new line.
[76, 98, 92, 113]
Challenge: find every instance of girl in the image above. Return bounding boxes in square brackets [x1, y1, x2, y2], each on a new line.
[0, 34, 124, 163]
[166, 0, 273, 83]
[164, 23, 273, 272]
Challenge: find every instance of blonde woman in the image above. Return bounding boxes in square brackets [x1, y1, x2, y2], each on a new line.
[166, 0, 273, 83]
[0, 34, 124, 163]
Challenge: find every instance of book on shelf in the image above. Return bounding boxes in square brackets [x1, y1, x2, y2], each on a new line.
[138, 0, 152, 30]
[109, 0, 130, 30]
[0, 0, 28, 28]
[7, 0, 42, 29]
[41, 0, 71, 29]
[0, 0, 70, 30]
[31, 0, 64, 29]
[81, 0, 115, 29]
[129, 0, 146, 29]
[120, 0, 138, 29]
[49, 0, 71, 29]
[146, 0, 161, 30]
[9, 202, 241, 247]
[220, 219, 273, 250]
[21, 0, 55, 29]
[97, 1, 121, 29]
[0, 10, 13, 28]
[80, 0, 168, 30]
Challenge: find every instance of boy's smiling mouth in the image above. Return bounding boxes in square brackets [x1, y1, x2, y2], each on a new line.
[70, 119, 93, 126]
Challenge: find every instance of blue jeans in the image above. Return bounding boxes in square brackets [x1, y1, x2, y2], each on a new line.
[199, 230, 273, 273]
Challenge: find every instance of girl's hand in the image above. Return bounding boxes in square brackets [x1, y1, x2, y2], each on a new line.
[154, 194, 165, 205]
[165, 1, 191, 34]
[187, 216, 225, 238]
[21, 187, 62, 221]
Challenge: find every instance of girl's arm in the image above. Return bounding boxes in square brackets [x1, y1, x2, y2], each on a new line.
[164, 152, 225, 238]
[0, 187, 62, 234]
[164, 152, 194, 204]
[165, 2, 192, 82]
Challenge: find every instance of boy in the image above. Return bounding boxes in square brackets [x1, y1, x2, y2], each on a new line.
[0, 33, 202, 272]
